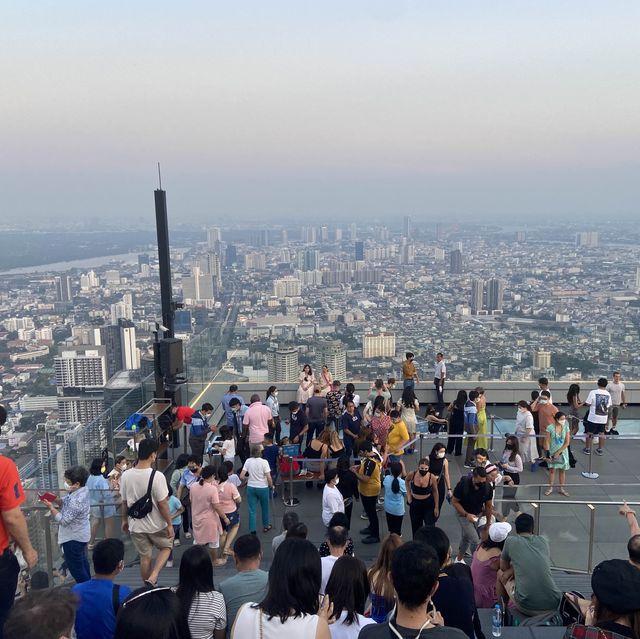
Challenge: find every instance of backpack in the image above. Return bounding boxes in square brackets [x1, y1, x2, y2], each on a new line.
[125, 413, 148, 431]
[127, 470, 156, 519]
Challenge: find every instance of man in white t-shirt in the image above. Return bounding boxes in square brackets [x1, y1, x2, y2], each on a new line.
[320, 525, 348, 594]
[583, 377, 612, 456]
[606, 371, 626, 435]
[120, 439, 174, 586]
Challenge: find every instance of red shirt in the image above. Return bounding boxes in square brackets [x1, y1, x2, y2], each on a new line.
[176, 406, 195, 424]
[0, 456, 25, 552]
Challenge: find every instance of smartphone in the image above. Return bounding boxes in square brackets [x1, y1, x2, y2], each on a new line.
[38, 492, 57, 503]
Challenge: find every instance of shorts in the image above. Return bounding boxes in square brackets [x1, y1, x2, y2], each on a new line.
[608, 406, 620, 419]
[222, 510, 240, 531]
[583, 419, 605, 435]
[130, 530, 173, 556]
[197, 540, 219, 549]
[504, 577, 556, 616]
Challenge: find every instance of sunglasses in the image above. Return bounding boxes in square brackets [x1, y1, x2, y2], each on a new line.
[122, 587, 173, 609]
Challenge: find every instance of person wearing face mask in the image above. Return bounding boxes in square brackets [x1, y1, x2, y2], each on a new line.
[515, 401, 538, 464]
[107, 456, 129, 492]
[383, 462, 407, 536]
[44, 465, 91, 584]
[189, 403, 217, 465]
[71, 539, 131, 639]
[405, 458, 440, 536]
[544, 411, 571, 496]
[429, 444, 453, 517]
[322, 469, 345, 527]
[229, 398, 249, 463]
[265, 386, 281, 443]
[530, 391, 557, 458]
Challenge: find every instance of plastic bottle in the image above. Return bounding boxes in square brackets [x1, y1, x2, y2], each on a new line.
[492, 604, 502, 637]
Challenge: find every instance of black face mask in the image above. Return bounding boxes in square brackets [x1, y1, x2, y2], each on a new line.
[505, 445, 513, 450]
[419, 469, 428, 476]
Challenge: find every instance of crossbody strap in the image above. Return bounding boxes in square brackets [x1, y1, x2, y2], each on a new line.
[145, 469, 157, 500]
[112, 583, 121, 614]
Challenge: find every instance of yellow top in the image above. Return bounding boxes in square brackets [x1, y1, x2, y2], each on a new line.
[387, 420, 410, 455]
[358, 457, 382, 497]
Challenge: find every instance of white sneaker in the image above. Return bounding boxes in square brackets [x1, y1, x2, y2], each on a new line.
[173, 539, 181, 547]
[299, 468, 309, 476]
[185, 532, 192, 539]
[454, 558, 466, 564]
[166, 560, 174, 568]
[360, 513, 369, 520]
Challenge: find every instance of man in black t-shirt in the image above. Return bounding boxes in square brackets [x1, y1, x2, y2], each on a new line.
[452, 467, 493, 562]
[287, 401, 309, 445]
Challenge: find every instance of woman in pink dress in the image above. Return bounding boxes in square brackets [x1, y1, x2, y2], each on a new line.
[471, 521, 511, 608]
[188, 465, 231, 563]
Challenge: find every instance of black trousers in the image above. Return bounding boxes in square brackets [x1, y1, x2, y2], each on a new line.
[447, 420, 463, 456]
[0, 549, 20, 639]
[361, 495, 380, 539]
[409, 498, 437, 536]
[386, 512, 404, 536]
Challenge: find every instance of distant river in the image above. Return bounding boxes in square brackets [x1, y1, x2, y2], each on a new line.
[0, 252, 141, 275]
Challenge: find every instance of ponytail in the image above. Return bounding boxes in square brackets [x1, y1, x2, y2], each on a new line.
[389, 461, 402, 494]
[391, 476, 400, 494]
[198, 465, 216, 486]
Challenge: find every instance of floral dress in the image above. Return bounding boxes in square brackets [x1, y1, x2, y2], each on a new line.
[547, 422, 570, 470]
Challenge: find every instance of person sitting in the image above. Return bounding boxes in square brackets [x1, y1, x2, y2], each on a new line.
[564, 559, 640, 639]
[175, 545, 227, 639]
[471, 522, 511, 608]
[359, 541, 468, 639]
[272, 511, 299, 554]
[320, 525, 349, 595]
[5, 589, 78, 639]
[324, 555, 375, 638]
[498, 513, 562, 616]
[219, 534, 268, 633]
[71, 539, 132, 639]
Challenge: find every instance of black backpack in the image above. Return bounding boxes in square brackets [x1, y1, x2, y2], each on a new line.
[127, 469, 156, 519]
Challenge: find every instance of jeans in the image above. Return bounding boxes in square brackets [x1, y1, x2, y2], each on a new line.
[403, 379, 415, 391]
[386, 512, 404, 536]
[361, 495, 380, 539]
[62, 540, 91, 583]
[247, 486, 270, 532]
[0, 549, 20, 638]
[307, 421, 325, 447]
[457, 513, 480, 556]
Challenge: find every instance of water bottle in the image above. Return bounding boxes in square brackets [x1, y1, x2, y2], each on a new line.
[492, 604, 502, 637]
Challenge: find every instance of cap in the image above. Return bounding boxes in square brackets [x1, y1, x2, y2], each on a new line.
[489, 522, 512, 543]
[591, 559, 640, 614]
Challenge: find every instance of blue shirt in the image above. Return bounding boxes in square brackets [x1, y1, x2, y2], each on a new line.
[262, 444, 279, 472]
[72, 578, 132, 639]
[464, 400, 478, 427]
[223, 392, 245, 426]
[190, 410, 210, 437]
[383, 475, 406, 516]
[168, 495, 182, 525]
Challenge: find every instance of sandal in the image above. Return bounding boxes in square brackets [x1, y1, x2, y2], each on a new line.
[214, 557, 228, 566]
[544, 488, 553, 496]
[559, 488, 570, 497]
[144, 579, 158, 588]
[223, 548, 235, 557]
[263, 525, 273, 533]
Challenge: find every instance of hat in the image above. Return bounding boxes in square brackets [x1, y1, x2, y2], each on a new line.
[477, 515, 496, 529]
[489, 522, 512, 543]
[591, 559, 640, 614]
[485, 464, 498, 474]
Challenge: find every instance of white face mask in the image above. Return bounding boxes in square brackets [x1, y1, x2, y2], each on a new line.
[274, 391, 278, 396]
[437, 451, 445, 459]
[334, 478, 339, 486]
[120, 464, 127, 471]
[63, 481, 72, 491]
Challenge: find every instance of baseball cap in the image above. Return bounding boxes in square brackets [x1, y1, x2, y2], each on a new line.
[591, 559, 640, 614]
[489, 522, 512, 543]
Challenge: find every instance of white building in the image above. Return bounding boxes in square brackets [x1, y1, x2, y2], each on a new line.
[266, 346, 299, 383]
[362, 333, 396, 359]
[54, 346, 107, 389]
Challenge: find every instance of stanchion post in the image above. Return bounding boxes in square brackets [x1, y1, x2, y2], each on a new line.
[489, 416, 495, 452]
[419, 433, 424, 459]
[587, 504, 595, 572]
[582, 442, 599, 480]
[283, 455, 299, 507]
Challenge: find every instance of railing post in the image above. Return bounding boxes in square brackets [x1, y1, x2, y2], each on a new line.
[489, 416, 495, 452]
[587, 504, 596, 572]
[283, 456, 299, 507]
[43, 512, 54, 586]
[419, 433, 424, 460]
[532, 502, 540, 535]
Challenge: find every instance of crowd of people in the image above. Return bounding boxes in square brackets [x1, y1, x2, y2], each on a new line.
[0, 363, 637, 639]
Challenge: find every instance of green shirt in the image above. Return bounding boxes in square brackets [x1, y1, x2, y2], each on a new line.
[502, 534, 562, 612]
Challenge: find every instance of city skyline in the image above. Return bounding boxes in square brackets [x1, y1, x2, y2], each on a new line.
[1, 1, 639, 223]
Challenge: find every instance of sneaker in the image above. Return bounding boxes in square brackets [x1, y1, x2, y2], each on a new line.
[361, 536, 381, 545]
[454, 558, 466, 564]
[360, 513, 369, 520]
[463, 462, 474, 469]
[359, 527, 372, 535]
[582, 448, 591, 455]
[377, 496, 385, 504]
[173, 539, 181, 547]
[185, 532, 192, 539]
[166, 560, 173, 568]
[595, 448, 604, 456]
[298, 468, 309, 476]
[611, 429, 619, 436]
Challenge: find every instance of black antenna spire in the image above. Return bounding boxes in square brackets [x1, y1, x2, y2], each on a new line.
[157, 162, 163, 190]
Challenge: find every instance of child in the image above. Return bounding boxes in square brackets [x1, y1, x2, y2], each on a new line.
[167, 486, 184, 566]
[223, 460, 242, 488]
[262, 433, 280, 497]
[216, 426, 236, 464]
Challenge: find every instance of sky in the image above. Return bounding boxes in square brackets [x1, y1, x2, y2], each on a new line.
[1, 1, 639, 226]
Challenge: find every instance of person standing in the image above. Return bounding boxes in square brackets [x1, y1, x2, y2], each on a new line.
[397, 387, 420, 453]
[474, 387, 488, 450]
[429, 443, 453, 517]
[402, 352, 419, 390]
[240, 445, 273, 534]
[44, 465, 91, 584]
[325, 380, 343, 432]
[463, 390, 479, 468]
[0, 406, 38, 636]
[544, 411, 571, 496]
[352, 441, 382, 544]
[318, 365, 333, 396]
[297, 364, 316, 410]
[287, 401, 309, 447]
[405, 458, 440, 535]
[583, 377, 612, 456]
[242, 394, 273, 447]
[369, 396, 391, 452]
[222, 385, 245, 430]
[607, 371, 626, 435]
[189, 403, 216, 464]
[120, 439, 174, 587]
[530, 390, 558, 458]
[216, 465, 242, 564]
[515, 401, 538, 464]
[340, 400, 362, 459]
[336, 457, 359, 529]
[383, 461, 406, 536]
[447, 390, 467, 456]
[434, 352, 447, 415]
[387, 410, 410, 464]
[265, 386, 281, 443]
[306, 386, 328, 447]
[452, 466, 494, 563]
[229, 398, 249, 463]
[321, 469, 344, 527]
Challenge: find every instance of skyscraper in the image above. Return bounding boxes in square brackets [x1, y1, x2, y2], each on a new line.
[435, 223, 443, 241]
[54, 275, 72, 302]
[576, 231, 599, 248]
[403, 215, 410, 238]
[207, 226, 222, 248]
[298, 249, 320, 271]
[182, 266, 215, 304]
[354, 241, 364, 261]
[349, 223, 357, 240]
[362, 333, 396, 359]
[266, 346, 299, 382]
[533, 351, 552, 370]
[110, 293, 133, 324]
[225, 244, 238, 267]
[320, 226, 329, 242]
[137, 254, 150, 272]
[450, 249, 463, 274]
[273, 276, 302, 299]
[471, 279, 484, 314]
[487, 278, 505, 311]
[99, 325, 123, 379]
[317, 340, 347, 381]
[54, 346, 107, 389]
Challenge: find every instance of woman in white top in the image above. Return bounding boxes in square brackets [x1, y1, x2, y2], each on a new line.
[341, 383, 361, 411]
[322, 468, 345, 527]
[240, 444, 274, 534]
[231, 538, 331, 639]
[297, 364, 316, 407]
[176, 545, 227, 639]
[319, 365, 333, 397]
[515, 400, 538, 463]
[324, 556, 375, 639]
[397, 387, 420, 436]
[265, 385, 281, 442]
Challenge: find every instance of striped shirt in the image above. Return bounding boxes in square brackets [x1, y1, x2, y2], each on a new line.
[186, 590, 227, 639]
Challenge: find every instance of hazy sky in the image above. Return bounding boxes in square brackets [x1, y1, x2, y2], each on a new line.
[1, 1, 639, 225]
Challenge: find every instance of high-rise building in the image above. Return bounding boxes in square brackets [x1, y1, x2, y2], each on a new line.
[635, 266, 640, 293]
[298, 249, 320, 271]
[54, 346, 107, 389]
[487, 278, 505, 311]
[355, 241, 364, 261]
[225, 244, 238, 266]
[99, 325, 123, 379]
[576, 231, 599, 248]
[110, 293, 133, 324]
[435, 223, 443, 241]
[244, 253, 266, 271]
[302, 226, 317, 244]
[105, 270, 121, 284]
[54, 275, 72, 302]
[207, 226, 222, 248]
[533, 351, 552, 370]
[450, 249, 463, 274]
[399, 240, 415, 265]
[471, 279, 484, 314]
[403, 216, 410, 238]
[138, 254, 150, 272]
[273, 276, 302, 299]
[199, 252, 222, 292]
[349, 223, 357, 241]
[174, 309, 194, 334]
[182, 266, 215, 303]
[281, 229, 288, 245]
[434, 247, 445, 261]
[515, 231, 526, 242]
[317, 340, 347, 382]
[119, 320, 140, 370]
[362, 333, 396, 359]
[79, 270, 99, 291]
[266, 346, 299, 382]
[334, 228, 343, 241]
[56, 396, 105, 423]
[320, 226, 329, 242]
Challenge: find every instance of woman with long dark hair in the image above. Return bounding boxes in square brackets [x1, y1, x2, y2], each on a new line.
[429, 443, 453, 516]
[498, 435, 523, 516]
[471, 522, 511, 608]
[265, 385, 281, 443]
[369, 395, 391, 451]
[446, 390, 467, 456]
[545, 411, 571, 496]
[405, 457, 440, 535]
[176, 545, 226, 639]
[297, 364, 316, 409]
[515, 400, 538, 463]
[382, 461, 406, 536]
[368, 533, 402, 623]
[231, 538, 331, 638]
[342, 383, 361, 410]
[397, 387, 420, 452]
[215, 465, 241, 564]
